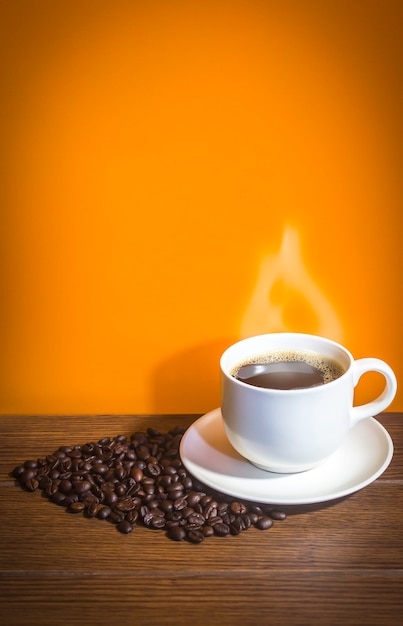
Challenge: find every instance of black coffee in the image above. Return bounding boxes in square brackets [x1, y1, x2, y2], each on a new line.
[231, 350, 345, 390]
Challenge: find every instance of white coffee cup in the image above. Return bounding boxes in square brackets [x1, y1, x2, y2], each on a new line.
[220, 333, 397, 473]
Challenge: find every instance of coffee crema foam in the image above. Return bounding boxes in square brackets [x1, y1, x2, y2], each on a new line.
[230, 350, 345, 385]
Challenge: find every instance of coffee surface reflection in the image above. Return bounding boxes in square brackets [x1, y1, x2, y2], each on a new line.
[232, 351, 345, 390]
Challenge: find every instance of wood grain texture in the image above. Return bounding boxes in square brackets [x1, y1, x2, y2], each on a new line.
[1, 413, 402, 626]
[1, 575, 402, 626]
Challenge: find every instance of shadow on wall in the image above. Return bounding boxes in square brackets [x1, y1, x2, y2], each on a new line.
[151, 336, 239, 414]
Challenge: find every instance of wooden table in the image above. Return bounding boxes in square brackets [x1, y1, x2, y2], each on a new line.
[1, 413, 402, 626]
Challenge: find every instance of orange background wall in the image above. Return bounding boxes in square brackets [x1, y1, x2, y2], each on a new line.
[1, 0, 402, 414]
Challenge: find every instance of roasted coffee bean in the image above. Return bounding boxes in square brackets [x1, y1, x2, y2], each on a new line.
[186, 491, 203, 507]
[250, 504, 264, 516]
[203, 500, 218, 519]
[199, 495, 212, 507]
[101, 481, 117, 491]
[85, 502, 101, 518]
[62, 456, 73, 471]
[167, 525, 186, 541]
[115, 497, 135, 512]
[146, 462, 161, 477]
[63, 494, 79, 507]
[203, 525, 214, 537]
[167, 487, 184, 501]
[187, 529, 204, 543]
[92, 463, 109, 475]
[164, 448, 179, 459]
[187, 512, 205, 527]
[221, 513, 235, 526]
[181, 476, 193, 490]
[130, 496, 142, 509]
[126, 482, 140, 497]
[130, 467, 144, 482]
[60, 479, 73, 494]
[109, 509, 125, 523]
[126, 509, 139, 524]
[45, 481, 63, 496]
[24, 478, 39, 492]
[143, 512, 165, 529]
[255, 516, 273, 530]
[104, 491, 118, 506]
[140, 504, 149, 518]
[39, 476, 52, 491]
[97, 506, 112, 520]
[114, 466, 126, 481]
[214, 522, 230, 537]
[148, 450, 159, 463]
[114, 484, 126, 497]
[167, 511, 183, 523]
[51, 491, 66, 505]
[166, 482, 183, 494]
[12, 465, 26, 478]
[207, 516, 223, 527]
[136, 445, 150, 461]
[80, 493, 99, 505]
[124, 451, 137, 464]
[147, 499, 160, 510]
[173, 497, 187, 511]
[142, 512, 153, 527]
[73, 480, 92, 495]
[158, 475, 172, 489]
[269, 510, 287, 521]
[230, 518, 244, 535]
[90, 485, 104, 501]
[131, 432, 146, 445]
[248, 512, 259, 525]
[113, 443, 126, 456]
[230, 501, 247, 515]
[217, 502, 229, 516]
[150, 515, 166, 529]
[116, 520, 133, 534]
[241, 514, 252, 530]
[68, 501, 86, 513]
[159, 500, 174, 514]
[165, 519, 179, 529]
[20, 468, 37, 482]
[103, 470, 115, 482]
[143, 484, 155, 496]
[180, 507, 194, 519]
[38, 476, 52, 490]
[146, 427, 160, 438]
[142, 476, 155, 486]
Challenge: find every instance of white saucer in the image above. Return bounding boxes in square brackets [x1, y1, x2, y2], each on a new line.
[179, 408, 394, 505]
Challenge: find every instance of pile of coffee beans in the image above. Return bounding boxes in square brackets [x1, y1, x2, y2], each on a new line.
[11, 425, 286, 543]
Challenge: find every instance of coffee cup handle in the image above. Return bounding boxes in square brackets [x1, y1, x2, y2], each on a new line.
[351, 358, 397, 424]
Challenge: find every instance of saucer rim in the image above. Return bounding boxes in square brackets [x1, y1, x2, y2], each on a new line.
[179, 408, 394, 505]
